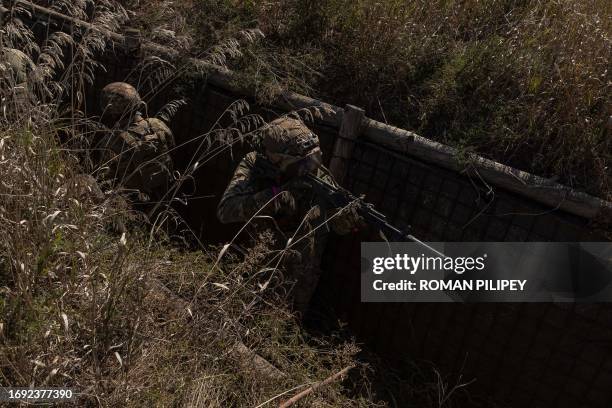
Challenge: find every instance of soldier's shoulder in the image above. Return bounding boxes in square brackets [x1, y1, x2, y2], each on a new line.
[127, 117, 150, 135]
[240, 151, 263, 167]
[146, 117, 172, 134]
[2, 48, 35, 82]
[232, 152, 261, 177]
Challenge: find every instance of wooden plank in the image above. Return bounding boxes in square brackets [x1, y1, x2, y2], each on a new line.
[391, 132, 611, 220]
[361, 118, 416, 152]
[123, 28, 142, 53]
[360, 119, 611, 219]
[328, 105, 364, 183]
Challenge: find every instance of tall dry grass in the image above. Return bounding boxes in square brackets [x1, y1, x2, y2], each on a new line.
[177, 0, 610, 199]
[0, 1, 396, 406]
[0, 1, 498, 406]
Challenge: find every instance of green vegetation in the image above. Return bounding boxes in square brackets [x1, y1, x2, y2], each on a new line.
[4, 0, 605, 405]
[0, 2, 371, 405]
[0, 71, 373, 408]
[1, 2, 483, 405]
[138, 0, 610, 199]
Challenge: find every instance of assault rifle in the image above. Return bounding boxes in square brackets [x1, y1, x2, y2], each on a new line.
[304, 174, 446, 258]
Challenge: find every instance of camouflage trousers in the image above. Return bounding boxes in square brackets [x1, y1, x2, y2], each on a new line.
[254, 219, 328, 316]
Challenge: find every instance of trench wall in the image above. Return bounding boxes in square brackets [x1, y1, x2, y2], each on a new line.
[14, 3, 612, 406]
[82, 46, 612, 408]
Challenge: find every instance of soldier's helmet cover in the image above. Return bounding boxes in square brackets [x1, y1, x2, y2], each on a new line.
[262, 117, 322, 176]
[0, 47, 35, 85]
[100, 82, 144, 120]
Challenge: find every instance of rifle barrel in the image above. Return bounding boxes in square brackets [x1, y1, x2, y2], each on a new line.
[305, 174, 446, 258]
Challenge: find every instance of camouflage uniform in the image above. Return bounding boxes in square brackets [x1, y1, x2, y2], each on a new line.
[95, 82, 175, 202]
[218, 118, 360, 314]
[0, 47, 37, 114]
[0, 48, 35, 85]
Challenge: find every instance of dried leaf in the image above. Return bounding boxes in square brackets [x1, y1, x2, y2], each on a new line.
[61, 313, 69, 332]
[114, 352, 123, 367]
[44, 368, 58, 384]
[216, 243, 230, 263]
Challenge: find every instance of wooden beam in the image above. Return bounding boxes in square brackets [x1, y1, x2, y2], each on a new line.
[384, 131, 611, 220]
[329, 105, 364, 183]
[278, 364, 355, 408]
[362, 118, 416, 152]
[123, 28, 142, 54]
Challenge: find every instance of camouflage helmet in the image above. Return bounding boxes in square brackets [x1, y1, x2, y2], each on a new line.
[100, 82, 144, 120]
[0, 47, 35, 85]
[262, 117, 322, 175]
[262, 117, 320, 156]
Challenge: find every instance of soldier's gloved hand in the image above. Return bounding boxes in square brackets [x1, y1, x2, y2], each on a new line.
[330, 201, 367, 235]
[274, 189, 297, 217]
[252, 186, 298, 217]
[281, 177, 312, 193]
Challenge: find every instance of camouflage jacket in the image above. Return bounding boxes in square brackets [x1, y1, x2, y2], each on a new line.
[1, 48, 35, 85]
[95, 115, 175, 199]
[217, 151, 357, 236]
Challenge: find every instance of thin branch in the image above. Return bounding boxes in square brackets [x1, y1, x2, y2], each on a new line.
[278, 364, 355, 408]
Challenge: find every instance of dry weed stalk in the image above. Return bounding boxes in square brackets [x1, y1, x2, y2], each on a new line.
[0, 2, 374, 406]
[145, 0, 610, 199]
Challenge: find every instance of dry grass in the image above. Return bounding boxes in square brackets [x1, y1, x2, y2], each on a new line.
[0, 2, 373, 406]
[0, 1, 493, 406]
[144, 0, 610, 200]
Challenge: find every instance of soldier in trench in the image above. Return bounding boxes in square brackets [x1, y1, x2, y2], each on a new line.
[1, 47, 35, 85]
[95, 82, 176, 210]
[217, 117, 364, 315]
[0, 47, 39, 116]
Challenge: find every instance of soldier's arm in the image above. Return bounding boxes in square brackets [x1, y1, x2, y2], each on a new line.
[316, 166, 364, 235]
[147, 118, 176, 149]
[217, 153, 278, 224]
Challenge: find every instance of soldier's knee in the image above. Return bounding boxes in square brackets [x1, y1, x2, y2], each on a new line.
[216, 203, 233, 224]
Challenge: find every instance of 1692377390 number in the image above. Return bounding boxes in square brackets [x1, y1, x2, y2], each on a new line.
[1, 388, 74, 401]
